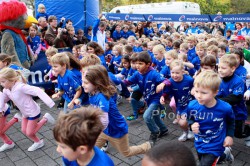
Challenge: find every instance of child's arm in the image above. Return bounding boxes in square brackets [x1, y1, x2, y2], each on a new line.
[67, 87, 82, 109]
[183, 61, 194, 69]
[22, 84, 55, 108]
[52, 91, 64, 99]
[224, 106, 235, 147]
[156, 79, 171, 93]
[244, 89, 250, 100]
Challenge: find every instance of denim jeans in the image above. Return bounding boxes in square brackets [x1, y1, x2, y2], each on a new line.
[131, 98, 144, 117]
[143, 103, 167, 133]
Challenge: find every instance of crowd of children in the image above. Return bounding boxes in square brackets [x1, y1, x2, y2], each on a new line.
[0, 3, 250, 166]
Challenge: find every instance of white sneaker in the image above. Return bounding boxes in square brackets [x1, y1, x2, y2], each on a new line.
[28, 139, 44, 152]
[245, 136, 250, 147]
[101, 142, 109, 152]
[14, 113, 22, 122]
[224, 147, 234, 164]
[187, 131, 194, 139]
[116, 95, 122, 105]
[0, 142, 15, 152]
[43, 113, 55, 125]
[178, 132, 188, 142]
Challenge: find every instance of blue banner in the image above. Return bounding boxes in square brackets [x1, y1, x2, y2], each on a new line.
[105, 13, 145, 21]
[210, 14, 250, 22]
[144, 14, 210, 22]
[105, 13, 250, 23]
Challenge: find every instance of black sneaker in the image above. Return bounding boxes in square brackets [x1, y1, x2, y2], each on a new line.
[57, 98, 65, 109]
[158, 129, 169, 138]
[149, 132, 159, 145]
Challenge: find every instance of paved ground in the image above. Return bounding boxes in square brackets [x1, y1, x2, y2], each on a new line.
[0, 98, 250, 166]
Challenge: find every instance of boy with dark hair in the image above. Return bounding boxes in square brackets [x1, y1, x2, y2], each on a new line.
[142, 141, 196, 166]
[124, 51, 171, 144]
[189, 71, 235, 166]
[53, 106, 114, 166]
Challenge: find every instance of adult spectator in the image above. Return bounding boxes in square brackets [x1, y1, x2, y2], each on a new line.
[185, 22, 200, 35]
[38, 17, 48, 38]
[135, 22, 144, 38]
[176, 22, 187, 33]
[235, 22, 243, 35]
[197, 22, 210, 34]
[210, 22, 224, 36]
[45, 15, 66, 48]
[91, 14, 107, 50]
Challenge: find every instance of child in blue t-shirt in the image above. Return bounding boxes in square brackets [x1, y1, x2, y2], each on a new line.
[124, 51, 171, 145]
[116, 55, 130, 80]
[152, 45, 166, 72]
[36, 4, 48, 20]
[188, 71, 235, 166]
[53, 106, 114, 166]
[231, 49, 247, 82]
[217, 54, 248, 141]
[51, 53, 86, 113]
[82, 65, 151, 157]
[186, 35, 197, 62]
[161, 60, 194, 142]
[107, 45, 122, 74]
[27, 25, 41, 61]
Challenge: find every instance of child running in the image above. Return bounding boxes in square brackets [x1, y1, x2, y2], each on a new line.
[53, 106, 114, 166]
[82, 65, 151, 157]
[0, 68, 55, 151]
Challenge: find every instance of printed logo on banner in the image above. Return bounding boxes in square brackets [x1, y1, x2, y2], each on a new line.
[213, 15, 222, 21]
[125, 14, 130, 20]
[179, 15, 185, 21]
[148, 15, 154, 21]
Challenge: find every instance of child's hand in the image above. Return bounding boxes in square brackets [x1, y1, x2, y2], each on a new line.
[223, 136, 233, 147]
[74, 99, 81, 105]
[0, 112, 3, 118]
[67, 102, 74, 109]
[52, 79, 58, 84]
[244, 90, 250, 100]
[127, 87, 133, 92]
[191, 122, 200, 134]
[52, 93, 60, 99]
[44, 75, 49, 82]
[156, 83, 165, 93]
[160, 95, 165, 105]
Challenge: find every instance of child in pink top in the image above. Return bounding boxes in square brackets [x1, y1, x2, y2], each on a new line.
[0, 68, 55, 152]
[0, 92, 21, 152]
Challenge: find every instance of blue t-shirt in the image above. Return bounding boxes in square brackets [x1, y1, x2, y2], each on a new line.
[217, 74, 247, 120]
[125, 67, 165, 105]
[152, 58, 165, 72]
[191, 56, 201, 71]
[112, 30, 123, 41]
[133, 46, 143, 53]
[185, 27, 201, 34]
[235, 65, 247, 82]
[89, 92, 128, 138]
[70, 68, 82, 82]
[62, 146, 114, 166]
[27, 36, 41, 54]
[36, 12, 48, 20]
[187, 99, 235, 157]
[120, 67, 130, 79]
[147, 50, 155, 60]
[57, 70, 82, 103]
[163, 74, 194, 114]
[98, 54, 108, 70]
[187, 47, 197, 62]
[160, 65, 171, 79]
[110, 55, 122, 74]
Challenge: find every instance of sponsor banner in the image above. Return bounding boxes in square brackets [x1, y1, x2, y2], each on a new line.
[105, 13, 146, 21]
[144, 14, 210, 22]
[210, 14, 250, 22]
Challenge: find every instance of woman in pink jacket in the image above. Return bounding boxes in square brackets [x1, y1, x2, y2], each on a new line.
[0, 68, 55, 152]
